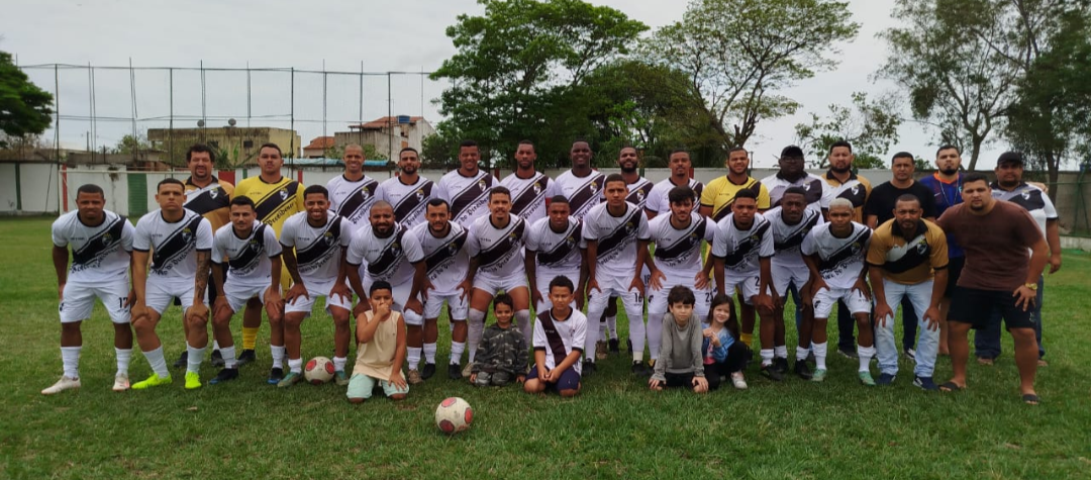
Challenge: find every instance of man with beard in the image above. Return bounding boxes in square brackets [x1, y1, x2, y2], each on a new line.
[327, 144, 380, 230]
[437, 140, 500, 227]
[501, 140, 556, 225]
[918, 145, 966, 356]
[375, 147, 435, 229]
[553, 140, 605, 222]
[646, 149, 704, 219]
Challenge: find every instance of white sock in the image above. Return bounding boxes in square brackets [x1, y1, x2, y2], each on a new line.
[407, 347, 422, 370]
[774, 345, 788, 359]
[858, 345, 876, 372]
[115, 347, 131, 376]
[607, 316, 619, 340]
[814, 342, 828, 371]
[629, 313, 646, 363]
[186, 344, 205, 374]
[467, 308, 486, 363]
[515, 310, 532, 346]
[450, 341, 466, 364]
[647, 310, 665, 361]
[270, 345, 286, 369]
[212, 340, 220, 351]
[599, 321, 607, 339]
[796, 346, 810, 362]
[61, 346, 81, 379]
[333, 356, 347, 373]
[143, 346, 168, 378]
[760, 348, 774, 367]
[423, 343, 437, 364]
[221, 346, 237, 369]
[288, 357, 303, 374]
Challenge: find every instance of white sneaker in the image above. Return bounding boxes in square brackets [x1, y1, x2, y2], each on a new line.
[42, 376, 81, 395]
[461, 362, 473, 378]
[112, 374, 131, 392]
[731, 372, 748, 390]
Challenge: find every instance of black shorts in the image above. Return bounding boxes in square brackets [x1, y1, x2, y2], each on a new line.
[949, 286, 1034, 330]
[943, 256, 965, 298]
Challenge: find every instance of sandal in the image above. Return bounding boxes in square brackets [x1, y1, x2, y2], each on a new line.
[939, 381, 964, 392]
[1022, 393, 1040, 405]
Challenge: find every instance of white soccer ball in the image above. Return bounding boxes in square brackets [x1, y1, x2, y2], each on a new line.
[304, 356, 335, 385]
[435, 397, 473, 435]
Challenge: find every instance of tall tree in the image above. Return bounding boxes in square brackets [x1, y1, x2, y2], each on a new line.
[641, 0, 859, 150]
[794, 92, 903, 169]
[0, 51, 53, 148]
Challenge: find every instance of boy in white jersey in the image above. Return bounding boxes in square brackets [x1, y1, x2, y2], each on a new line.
[130, 178, 215, 391]
[344, 201, 427, 381]
[553, 140, 605, 221]
[327, 144, 380, 230]
[645, 186, 715, 366]
[501, 140, 556, 225]
[801, 198, 875, 385]
[582, 174, 652, 376]
[462, 187, 533, 377]
[412, 198, 474, 381]
[277, 186, 354, 387]
[524, 276, 587, 397]
[436, 140, 499, 226]
[709, 189, 779, 380]
[375, 147, 434, 228]
[525, 196, 587, 312]
[44, 184, 137, 395]
[207, 196, 284, 385]
[646, 149, 703, 219]
[766, 187, 822, 379]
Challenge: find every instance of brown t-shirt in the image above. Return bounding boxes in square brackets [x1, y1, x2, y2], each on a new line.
[936, 200, 1043, 291]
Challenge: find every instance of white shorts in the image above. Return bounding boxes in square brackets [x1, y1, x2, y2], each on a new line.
[648, 281, 712, 317]
[424, 289, 469, 321]
[145, 278, 205, 316]
[535, 272, 580, 312]
[59, 279, 131, 324]
[722, 275, 760, 305]
[589, 272, 643, 305]
[224, 280, 272, 314]
[771, 262, 810, 298]
[283, 279, 353, 316]
[813, 287, 870, 319]
[472, 272, 528, 297]
[363, 277, 422, 325]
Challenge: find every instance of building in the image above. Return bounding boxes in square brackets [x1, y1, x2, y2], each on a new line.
[303, 136, 336, 158]
[147, 126, 302, 166]
[334, 115, 435, 160]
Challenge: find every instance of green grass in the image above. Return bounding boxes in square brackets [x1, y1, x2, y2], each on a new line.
[2, 216, 1090, 480]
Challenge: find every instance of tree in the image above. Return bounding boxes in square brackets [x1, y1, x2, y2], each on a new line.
[641, 0, 859, 150]
[112, 134, 152, 155]
[795, 92, 903, 169]
[0, 51, 53, 148]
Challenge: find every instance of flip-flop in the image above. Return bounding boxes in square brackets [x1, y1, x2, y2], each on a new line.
[939, 381, 964, 392]
[1022, 393, 1040, 405]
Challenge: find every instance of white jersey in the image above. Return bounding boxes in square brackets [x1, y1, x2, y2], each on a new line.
[582, 202, 650, 278]
[711, 212, 775, 278]
[412, 221, 471, 292]
[624, 176, 655, 212]
[133, 209, 214, 282]
[346, 223, 424, 285]
[991, 182, 1057, 234]
[467, 214, 527, 278]
[279, 211, 351, 283]
[765, 206, 823, 268]
[212, 221, 282, 284]
[553, 170, 605, 221]
[760, 172, 833, 214]
[327, 174, 380, 230]
[52, 210, 135, 284]
[647, 214, 715, 281]
[374, 175, 435, 228]
[532, 309, 588, 375]
[435, 169, 499, 226]
[526, 217, 584, 277]
[646, 178, 704, 215]
[801, 222, 872, 289]
[501, 171, 556, 225]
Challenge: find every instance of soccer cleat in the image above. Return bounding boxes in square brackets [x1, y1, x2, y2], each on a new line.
[608, 338, 620, 353]
[210, 349, 225, 368]
[811, 369, 828, 382]
[42, 376, 81, 395]
[335, 370, 350, 386]
[407, 369, 423, 385]
[903, 348, 916, 362]
[631, 361, 652, 377]
[266, 367, 284, 385]
[858, 371, 877, 387]
[131, 373, 172, 390]
[582, 360, 597, 376]
[112, 374, 130, 392]
[209, 367, 238, 384]
[731, 372, 748, 390]
[760, 364, 783, 382]
[184, 371, 202, 390]
[837, 347, 858, 359]
[913, 376, 938, 391]
[626, 339, 633, 353]
[773, 357, 790, 374]
[236, 349, 257, 367]
[461, 362, 473, 378]
[421, 363, 436, 380]
[794, 360, 813, 380]
[172, 351, 189, 369]
[448, 363, 463, 380]
[595, 341, 608, 360]
[277, 371, 303, 388]
[877, 373, 896, 386]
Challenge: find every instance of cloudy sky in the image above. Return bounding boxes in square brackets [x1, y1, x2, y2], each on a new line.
[2, 0, 1009, 168]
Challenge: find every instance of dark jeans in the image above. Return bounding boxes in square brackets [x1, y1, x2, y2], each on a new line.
[974, 276, 1045, 359]
[705, 342, 752, 390]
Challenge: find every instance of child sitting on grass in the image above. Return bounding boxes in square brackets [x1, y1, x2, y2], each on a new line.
[524, 276, 586, 397]
[347, 281, 408, 403]
[649, 286, 709, 393]
[702, 294, 751, 390]
[470, 293, 528, 387]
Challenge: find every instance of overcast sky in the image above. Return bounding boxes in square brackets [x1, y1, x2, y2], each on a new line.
[2, 0, 1010, 168]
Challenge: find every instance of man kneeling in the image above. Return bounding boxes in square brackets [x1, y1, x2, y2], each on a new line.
[649, 286, 709, 393]
[347, 281, 408, 403]
[524, 276, 586, 397]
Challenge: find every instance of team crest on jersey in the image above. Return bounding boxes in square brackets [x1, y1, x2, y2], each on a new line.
[477, 179, 487, 191]
[532, 182, 542, 195]
[1021, 190, 1032, 200]
[181, 228, 193, 244]
[850, 185, 860, 196]
[279, 190, 289, 201]
[209, 189, 219, 199]
[391, 242, 402, 256]
[915, 241, 928, 255]
[415, 188, 425, 201]
[447, 242, 459, 256]
[852, 241, 862, 252]
[590, 181, 599, 192]
[100, 232, 113, 245]
[635, 191, 645, 202]
[248, 239, 261, 251]
[322, 231, 335, 246]
[803, 183, 812, 191]
[624, 221, 635, 234]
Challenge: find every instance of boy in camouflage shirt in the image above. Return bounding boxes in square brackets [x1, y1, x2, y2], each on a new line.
[470, 294, 528, 387]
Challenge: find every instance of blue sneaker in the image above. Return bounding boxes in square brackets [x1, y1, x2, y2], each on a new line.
[877, 373, 896, 385]
[914, 376, 938, 391]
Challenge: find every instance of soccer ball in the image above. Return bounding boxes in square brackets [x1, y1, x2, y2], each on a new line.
[435, 397, 473, 435]
[304, 356, 335, 385]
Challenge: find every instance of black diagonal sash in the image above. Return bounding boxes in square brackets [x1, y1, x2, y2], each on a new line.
[536, 311, 570, 364]
[72, 215, 126, 266]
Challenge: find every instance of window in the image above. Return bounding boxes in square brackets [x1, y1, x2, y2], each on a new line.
[243, 140, 254, 148]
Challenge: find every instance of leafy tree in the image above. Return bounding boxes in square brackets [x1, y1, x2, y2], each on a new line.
[0, 51, 53, 148]
[641, 0, 859, 150]
[795, 92, 903, 169]
[112, 134, 152, 154]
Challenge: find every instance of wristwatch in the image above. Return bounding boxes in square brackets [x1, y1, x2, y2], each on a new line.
[1024, 282, 1038, 291]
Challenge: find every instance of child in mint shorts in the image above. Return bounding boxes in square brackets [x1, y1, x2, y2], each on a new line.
[348, 281, 409, 402]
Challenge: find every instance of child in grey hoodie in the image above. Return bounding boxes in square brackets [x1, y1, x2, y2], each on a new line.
[648, 286, 708, 393]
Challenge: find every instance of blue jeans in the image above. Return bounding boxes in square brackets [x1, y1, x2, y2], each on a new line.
[875, 279, 937, 378]
[826, 295, 915, 353]
[974, 276, 1045, 359]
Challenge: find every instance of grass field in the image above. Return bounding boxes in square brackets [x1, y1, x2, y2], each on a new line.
[2, 216, 1090, 480]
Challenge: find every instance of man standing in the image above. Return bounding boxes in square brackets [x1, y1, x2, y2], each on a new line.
[44, 184, 136, 394]
[501, 140, 556, 225]
[917, 145, 966, 356]
[822, 141, 872, 360]
[701, 147, 770, 222]
[765, 187, 822, 379]
[976, 152, 1062, 366]
[936, 173, 1048, 404]
[646, 149, 704, 219]
[525, 196, 587, 313]
[867, 195, 948, 389]
[436, 140, 500, 227]
[553, 139, 605, 221]
[327, 144, 380, 230]
[375, 147, 435, 229]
